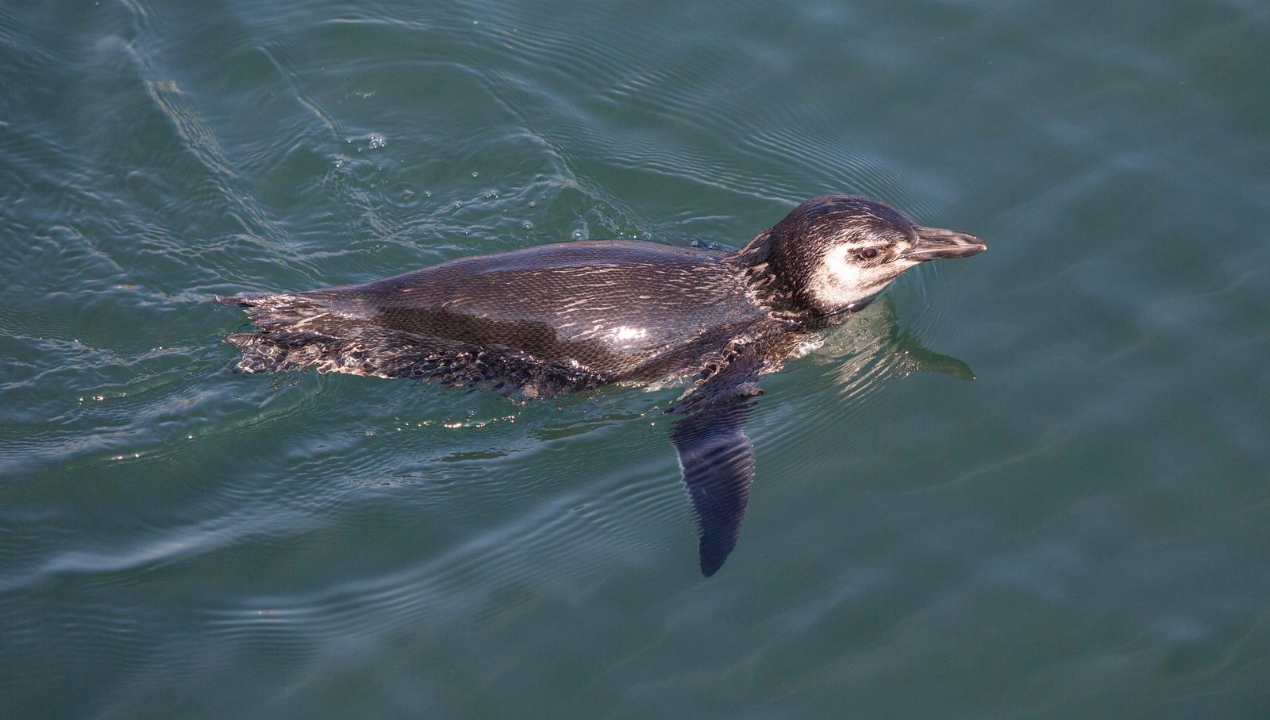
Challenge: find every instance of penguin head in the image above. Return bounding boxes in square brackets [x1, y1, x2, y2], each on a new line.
[740, 195, 986, 319]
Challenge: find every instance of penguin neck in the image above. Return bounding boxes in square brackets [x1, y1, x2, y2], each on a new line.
[730, 232, 879, 326]
[730, 231, 828, 323]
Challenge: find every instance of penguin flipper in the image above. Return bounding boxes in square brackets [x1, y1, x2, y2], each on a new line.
[668, 347, 770, 576]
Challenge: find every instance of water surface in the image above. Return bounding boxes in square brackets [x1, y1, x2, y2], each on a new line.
[3, 0, 1269, 717]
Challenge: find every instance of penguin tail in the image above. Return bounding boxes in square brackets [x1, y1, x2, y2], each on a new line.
[216, 291, 377, 376]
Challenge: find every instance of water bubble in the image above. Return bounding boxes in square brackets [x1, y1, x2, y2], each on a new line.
[368, 133, 386, 149]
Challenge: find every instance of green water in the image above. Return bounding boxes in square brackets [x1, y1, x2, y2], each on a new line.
[3, 0, 1269, 717]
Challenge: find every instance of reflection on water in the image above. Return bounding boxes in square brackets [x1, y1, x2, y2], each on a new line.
[813, 296, 976, 393]
[668, 295, 977, 575]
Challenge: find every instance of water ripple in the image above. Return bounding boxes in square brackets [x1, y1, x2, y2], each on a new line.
[0, 0, 1044, 714]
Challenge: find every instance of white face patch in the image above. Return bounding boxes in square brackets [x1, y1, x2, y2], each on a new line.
[809, 244, 918, 311]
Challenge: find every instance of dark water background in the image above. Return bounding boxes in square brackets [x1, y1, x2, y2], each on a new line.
[3, 0, 1270, 717]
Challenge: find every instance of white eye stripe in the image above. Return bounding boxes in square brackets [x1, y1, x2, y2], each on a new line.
[806, 244, 914, 312]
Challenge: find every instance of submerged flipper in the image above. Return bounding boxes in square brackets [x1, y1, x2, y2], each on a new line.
[665, 301, 978, 576]
[668, 343, 774, 576]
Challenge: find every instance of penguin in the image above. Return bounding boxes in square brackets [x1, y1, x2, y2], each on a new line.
[218, 194, 985, 575]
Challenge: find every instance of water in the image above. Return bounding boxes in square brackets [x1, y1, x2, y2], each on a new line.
[3, 0, 1269, 717]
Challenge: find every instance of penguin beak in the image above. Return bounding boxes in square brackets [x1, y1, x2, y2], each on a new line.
[904, 227, 987, 261]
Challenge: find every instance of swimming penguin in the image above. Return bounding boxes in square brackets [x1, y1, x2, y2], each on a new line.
[218, 195, 985, 575]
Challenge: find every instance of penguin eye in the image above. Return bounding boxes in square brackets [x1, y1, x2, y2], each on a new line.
[854, 248, 881, 262]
